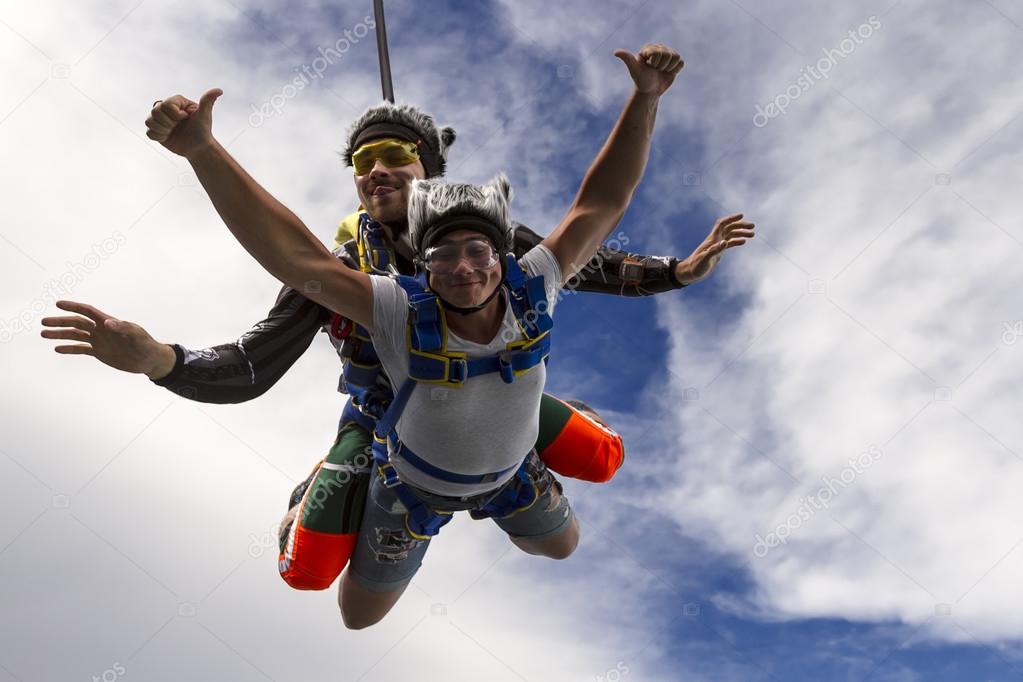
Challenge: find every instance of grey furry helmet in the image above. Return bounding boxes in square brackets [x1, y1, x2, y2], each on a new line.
[407, 174, 515, 260]
[341, 102, 456, 178]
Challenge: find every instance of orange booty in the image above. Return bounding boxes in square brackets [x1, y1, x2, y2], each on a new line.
[279, 526, 357, 591]
[540, 400, 625, 483]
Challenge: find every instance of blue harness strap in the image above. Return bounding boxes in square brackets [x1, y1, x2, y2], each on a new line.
[400, 258, 553, 387]
[469, 460, 539, 520]
[369, 379, 454, 539]
[339, 325, 381, 397]
[337, 236, 554, 539]
[340, 398, 375, 432]
[358, 214, 398, 275]
[394, 441, 519, 485]
[339, 215, 398, 400]
[369, 380, 540, 539]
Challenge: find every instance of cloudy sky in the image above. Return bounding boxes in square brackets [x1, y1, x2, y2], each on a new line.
[2, 0, 1022, 680]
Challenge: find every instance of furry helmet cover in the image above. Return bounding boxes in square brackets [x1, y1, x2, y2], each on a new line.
[407, 174, 515, 258]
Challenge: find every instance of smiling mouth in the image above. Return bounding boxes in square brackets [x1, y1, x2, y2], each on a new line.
[372, 186, 397, 196]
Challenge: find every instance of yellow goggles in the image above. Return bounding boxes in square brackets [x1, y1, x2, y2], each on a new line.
[351, 138, 420, 175]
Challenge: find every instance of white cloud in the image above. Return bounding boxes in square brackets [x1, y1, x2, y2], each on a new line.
[6, 0, 1022, 679]
[499, 0, 1023, 646]
[0, 2, 705, 680]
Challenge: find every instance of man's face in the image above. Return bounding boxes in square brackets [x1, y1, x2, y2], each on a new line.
[427, 228, 503, 310]
[353, 139, 427, 227]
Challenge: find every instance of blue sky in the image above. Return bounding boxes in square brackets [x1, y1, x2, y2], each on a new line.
[3, 1, 1023, 680]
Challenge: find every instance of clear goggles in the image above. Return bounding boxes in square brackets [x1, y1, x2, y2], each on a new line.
[351, 138, 421, 175]
[422, 238, 500, 274]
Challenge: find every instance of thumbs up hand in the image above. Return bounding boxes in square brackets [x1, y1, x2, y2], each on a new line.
[613, 45, 684, 96]
[145, 88, 223, 159]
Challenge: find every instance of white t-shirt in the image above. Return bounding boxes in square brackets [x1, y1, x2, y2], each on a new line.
[369, 245, 562, 497]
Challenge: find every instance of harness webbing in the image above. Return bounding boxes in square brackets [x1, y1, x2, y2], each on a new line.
[338, 215, 556, 538]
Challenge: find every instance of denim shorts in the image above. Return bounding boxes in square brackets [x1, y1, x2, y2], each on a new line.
[348, 450, 574, 592]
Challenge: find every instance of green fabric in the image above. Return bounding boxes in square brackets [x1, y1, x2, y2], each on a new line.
[534, 393, 573, 454]
[300, 421, 372, 535]
[296, 393, 573, 536]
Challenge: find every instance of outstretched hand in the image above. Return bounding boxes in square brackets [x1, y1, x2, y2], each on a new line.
[145, 88, 223, 159]
[40, 300, 177, 379]
[675, 213, 756, 286]
[614, 43, 684, 96]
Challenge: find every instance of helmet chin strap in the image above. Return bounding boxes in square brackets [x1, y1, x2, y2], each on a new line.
[438, 283, 502, 315]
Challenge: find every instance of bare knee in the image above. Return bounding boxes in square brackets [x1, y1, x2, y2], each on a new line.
[338, 570, 406, 630]
[340, 608, 382, 631]
[339, 590, 383, 631]
[546, 520, 580, 559]
[512, 516, 580, 560]
[339, 595, 388, 631]
[539, 540, 577, 560]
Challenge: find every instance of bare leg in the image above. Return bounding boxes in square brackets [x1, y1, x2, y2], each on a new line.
[337, 569, 410, 630]
[510, 515, 580, 559]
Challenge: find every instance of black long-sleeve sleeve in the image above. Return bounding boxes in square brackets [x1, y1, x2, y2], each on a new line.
[150, 221, 681, 404]
[151, 284, 332, 404]
[511, 223, 687, 296]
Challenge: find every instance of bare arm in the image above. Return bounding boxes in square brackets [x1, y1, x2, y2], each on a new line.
[542, 44, 683, 284]
[145, 90, 374, 331]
